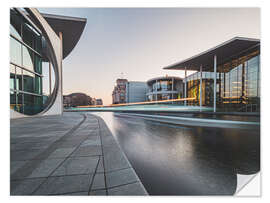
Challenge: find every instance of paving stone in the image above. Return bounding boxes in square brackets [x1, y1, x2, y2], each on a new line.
[11, 159, 40, 180]
[58, 140, 84, 148]
[88, 130, 99, 136]
[28, 158, 64, 178]
[10, 113, 147, 196]
[47, 147, 76, 159]
[62, 191, 89, 196]
[91, 173, 105, 190]
[64, 136, 86, 142]
[74, 130, 92, 135]
[33, 174, 93, 195]
[106, 168, 139, 188]
[11, 149, 45, 161]
[71, 146, 102, 157]
[52, 156, 99, 176]
[96, 158, 104, 173]
[11, 178, 46, 195]
[10, 161, 27, 175]
[89, 189, 107, 196]
[108, 182, 148, 196]
[11, 141, 50, 151]
[103, 145, 131, 172]
[81, 136, 101, 147]
[101, 134, 116, 146]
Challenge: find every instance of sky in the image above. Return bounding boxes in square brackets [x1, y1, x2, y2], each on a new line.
[38, 8, 260, 105]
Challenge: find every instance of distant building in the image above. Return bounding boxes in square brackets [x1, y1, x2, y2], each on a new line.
[112, 79, 128, 104]
[146, 76, 184, 101]
[126, 81, 148, 103]
[96, 99, 103, 105]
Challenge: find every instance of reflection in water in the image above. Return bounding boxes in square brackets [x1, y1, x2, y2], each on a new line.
[92, 112, 260, 195]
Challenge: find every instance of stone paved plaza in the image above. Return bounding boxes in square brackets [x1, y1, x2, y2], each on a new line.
[10, 112, 147, 195]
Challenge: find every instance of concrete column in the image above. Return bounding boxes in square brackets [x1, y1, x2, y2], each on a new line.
[184, 67, 187, 106]
[200, 65, 202, 112]
[59, 32, 63, 114]
[214, 55, 217, 112]
[49, 62, 52, 94]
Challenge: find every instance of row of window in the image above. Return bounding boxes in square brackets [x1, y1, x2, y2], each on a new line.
[147, 93, 180, 101]
[10, 9, 56, 115]
[220, 54, 260, 99]
[185, 52, 260, 111]
[10, 9, 42, 54]
[149, 80, 179, 92]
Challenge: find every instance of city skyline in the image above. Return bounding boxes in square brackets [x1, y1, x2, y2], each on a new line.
[39, 8, 260, 105]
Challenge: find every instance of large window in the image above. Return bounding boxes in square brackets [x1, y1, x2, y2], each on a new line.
[219, 51, 260, 112]
[151, 79, 174, 92]
[10, 9, 55, 115]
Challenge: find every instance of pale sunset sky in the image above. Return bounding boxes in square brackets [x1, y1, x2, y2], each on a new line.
[38, 8, 260, 105]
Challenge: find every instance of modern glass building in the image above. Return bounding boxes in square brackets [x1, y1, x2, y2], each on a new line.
[164, 37, 260, 113]
[146, 76, 184, 101]
[10, 8, 86, 118]
[185, 72, 216, 106]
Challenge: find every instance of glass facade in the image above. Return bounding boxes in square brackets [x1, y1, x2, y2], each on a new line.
[218, 51, 260, 112]
[186, 72, 217, 106]
[150, 80, 174, 92]
[10, 9, 55, 115]
[147, 78, 183, 101]
[185, 50, 260, 112]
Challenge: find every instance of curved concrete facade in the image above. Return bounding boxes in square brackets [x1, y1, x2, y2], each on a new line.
[10, 8, 86, 119]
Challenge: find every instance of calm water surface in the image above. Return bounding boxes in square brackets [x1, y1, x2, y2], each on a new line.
[93, 112, 260, 195]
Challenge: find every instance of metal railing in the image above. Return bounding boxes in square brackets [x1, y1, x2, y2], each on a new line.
[77, 97, 196, 108]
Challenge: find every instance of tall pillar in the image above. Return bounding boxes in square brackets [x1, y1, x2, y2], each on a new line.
[184, 67, 187, 106]
[59, 32, 63, 114]
[214, 55, 217, 112]
[49, 62, 52, 94]
[200, 65, 202, 112]
[156, 79, 158, 102]
[171, 78, 174, 104]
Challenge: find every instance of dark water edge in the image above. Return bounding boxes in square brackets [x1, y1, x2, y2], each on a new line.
[94, 112, 260, 195]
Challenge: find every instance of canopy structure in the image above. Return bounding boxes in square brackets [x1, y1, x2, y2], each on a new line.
[41, 13, 87, 59]
[163, 37, 260, 72]
[163, 37, 260, 113]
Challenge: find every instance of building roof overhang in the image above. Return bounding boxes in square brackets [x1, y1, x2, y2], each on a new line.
[41, 13, 87, 59]
[163, 37, 260, 72]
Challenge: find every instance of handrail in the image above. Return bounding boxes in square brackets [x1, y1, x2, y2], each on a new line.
[77, 97, 196, 108]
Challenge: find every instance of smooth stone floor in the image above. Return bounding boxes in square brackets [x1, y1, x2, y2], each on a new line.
[10, 112, 147, 196]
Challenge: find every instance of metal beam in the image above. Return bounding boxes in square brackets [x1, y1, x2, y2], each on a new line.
[200, 65, 202, 112]
[156, 79, 158, 102]
[214, 55, 217, 112]
[172, 78, 174, 104]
